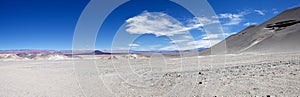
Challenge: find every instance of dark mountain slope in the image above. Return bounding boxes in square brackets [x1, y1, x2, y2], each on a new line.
[200, 7, 300, 55]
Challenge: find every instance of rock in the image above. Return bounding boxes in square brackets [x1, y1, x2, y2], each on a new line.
[198, 81, 202, 84]
[198, 72, 202, 75]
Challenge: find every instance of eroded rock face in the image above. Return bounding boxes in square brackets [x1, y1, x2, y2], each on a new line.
[265, 19, 300, 31]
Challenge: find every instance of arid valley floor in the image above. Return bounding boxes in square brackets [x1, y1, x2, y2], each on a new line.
[0, 52, 299, 96]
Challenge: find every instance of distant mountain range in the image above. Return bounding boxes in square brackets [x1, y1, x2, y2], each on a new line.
[0, 50, 72, 54]
[0, 48, 207, 55]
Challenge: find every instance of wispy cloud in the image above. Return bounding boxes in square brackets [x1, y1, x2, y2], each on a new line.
[214, 9, 267, 26]
[243, 22, 257, 26]
[160, 33, 224, 50]
[188, 17, 220, 27]
[254, 10, 265, 15]
[201, 34, 223, 40]
[128, 43, 140, 47]
[169, 39, 188, 43]
[182, 35, 193, 39]
[159, 39, 221, 50]
[216, 12, 247, 26]
[223, 32, 237, 37]
[272, 8, 279, 14]
[189, 39, 222, 48]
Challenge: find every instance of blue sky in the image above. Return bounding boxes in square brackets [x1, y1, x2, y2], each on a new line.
[0, 0, 299, 50]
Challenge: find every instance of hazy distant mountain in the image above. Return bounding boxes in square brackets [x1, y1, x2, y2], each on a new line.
[76, 50, 111, 55]
[0, 50, 71, 54]
[200, 7, 300, 55]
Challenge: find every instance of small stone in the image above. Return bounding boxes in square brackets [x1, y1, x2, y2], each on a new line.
[253, 88, 259, 90]
[290, 73, 296, 75]
[198, 81, 202, 84]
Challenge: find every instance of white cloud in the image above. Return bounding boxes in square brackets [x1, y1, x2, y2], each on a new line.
[159, 38, 221, 51]
[272, 8, 279, 14]
[125, 11, 203, 37]
[189, 17, 220, 26]
[216, 12, 246, 26]
[169, 39, 187, 43]
[125, 11, 240, 51]
[182, 35, 193, 39]
[243, 22, 257, 26]
[223, 32, 237, 37]
[212, 10, 267, 26]
[158, 45, 178, 51]
[187, 39, 222, 49]
[128, 43, 140, 47]
[134, 45, 162, 51]
[254, 10, 265, 15]
[201, 34, 223, 40]
[125, 11, 224, 51]
[162, 32, 225, 50]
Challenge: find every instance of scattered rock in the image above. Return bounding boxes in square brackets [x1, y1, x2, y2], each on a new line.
[198, 81, 202, 85]
[108, 56, 117, 60]
[198, 72, 202, 75]
[124, 54, 138, 59]
[16, 53, 36, 59]
[253, 88, 259, 90]
[289, 72, 296, 75]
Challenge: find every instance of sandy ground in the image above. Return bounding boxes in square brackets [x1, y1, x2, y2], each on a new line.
[0, 52, 300, 96]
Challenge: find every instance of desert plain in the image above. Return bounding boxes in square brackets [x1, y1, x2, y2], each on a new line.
[0, 52, 299, 97]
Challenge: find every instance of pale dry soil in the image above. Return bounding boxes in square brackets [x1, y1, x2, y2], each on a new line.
[0, 52, 300, 97]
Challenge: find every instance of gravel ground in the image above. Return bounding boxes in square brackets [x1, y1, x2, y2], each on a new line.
[0, 52, 299, 96]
